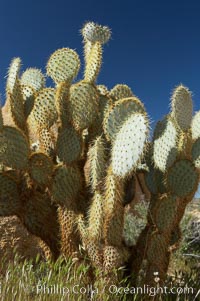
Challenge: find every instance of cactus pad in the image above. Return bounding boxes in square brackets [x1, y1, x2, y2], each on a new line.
[84, 41, 102, 83]
[89, 94, 111, 138]
[155, 195, 177, 233]
[103, 97, 145, 141]
[21, 85, 35, 118]
[47, 48, 80, 84]
[147, 233, 167, 265]
[21, 68, 45, 91]
[103, 246, 122, 270]
[153, 116, 178, 172]
[88, 191, 103, 242]
[33, 88, 57, 128]
[109, 84, 133, 101]
[145, 168, 158, 195]
[0, 173, 21, 216]
[56, 126, 82, 164]
[68, 81, 99, 130]
[98, 95, 111, 121]
[97, 85, 109, 96]
[87, 135, 107, 191]
[191, 111, 200, 140]
[38, 127, 55, 156]
[52, 165, 82, 206]
[154, 169, 168, 194]
[170, 226, 181, 247]
[104, 168, 124, 217]
[103, 168, 124, 245]
[55, 82, 70, 126]
[0, 126, 29, 169]
[166, 159, 198, 197]
[83, 40, 93, 64]
[6, 57, 21, 93]
[82, 22, 111, 44]
[104, 203, 124, 246]
[7, 70, 26, 130]
[111, 113, 148, 178]
[77, 214, 88, 243]
[23, 192, 59, 252]
[29, 152, 54, 185]
[86, 241, 103, 267]
[171, 85, 193, 131]
[57, 206, 79, 256]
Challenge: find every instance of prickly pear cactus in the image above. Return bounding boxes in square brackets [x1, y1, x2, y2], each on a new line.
[0, 22, 199, 290]
[132, 85, 200, 286]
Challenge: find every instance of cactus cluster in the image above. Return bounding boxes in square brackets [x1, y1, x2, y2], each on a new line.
[0, 22, 200, 287]
[132, 85, 200, 285]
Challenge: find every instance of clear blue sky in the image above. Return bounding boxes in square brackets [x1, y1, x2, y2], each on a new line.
[1, 0, 200, 124]
[1, 0, 200, 196]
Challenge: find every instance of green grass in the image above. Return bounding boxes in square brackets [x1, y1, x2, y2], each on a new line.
[0, 253, 199, 301]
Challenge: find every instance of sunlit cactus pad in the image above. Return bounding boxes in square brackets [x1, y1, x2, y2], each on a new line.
[21, 68, 46, 91]
[103, 97, 145, 141]
[46, 48, 80, 84]
[33, 88, 57, 128]
[171, 85, 193, 131]
[153, 116, 178, 172]
[111, 113, 148, 177]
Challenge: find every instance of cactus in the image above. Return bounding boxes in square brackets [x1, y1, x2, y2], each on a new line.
[6, 58, 28, 134]
[46, 48, 80, 84]
[132, 85, 200, 286]
[82, 22, 111, 83]
[0, 22, 199, 290]
[68, 81, 99, 131]
[56, 125, 82, 164]
[0, 126, 29, 170]
[29, 152, 54, 185]
[21, 68, 46, 91]
[87, 135, 107, 192]
[109, 84, 134, 101]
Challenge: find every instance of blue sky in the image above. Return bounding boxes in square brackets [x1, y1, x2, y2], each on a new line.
[1, 0, 200, 122]
[0, 0, 200, 195]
